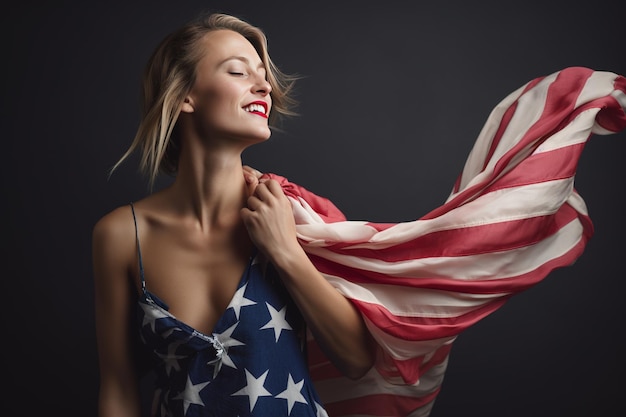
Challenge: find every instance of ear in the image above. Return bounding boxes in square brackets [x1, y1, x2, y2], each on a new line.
[181, 96, 195, 113]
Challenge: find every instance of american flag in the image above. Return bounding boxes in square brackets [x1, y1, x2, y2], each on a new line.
[266, 67, 626, 416]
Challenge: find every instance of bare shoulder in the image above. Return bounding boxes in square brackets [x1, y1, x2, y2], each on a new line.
[93, 188, 174, 255]
[92, 194, 165, 260]
[92, 204, 136, 245]
[92, 204, 139, 276]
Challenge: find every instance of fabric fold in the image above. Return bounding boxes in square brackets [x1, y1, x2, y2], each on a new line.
[265, 66, 626, 417]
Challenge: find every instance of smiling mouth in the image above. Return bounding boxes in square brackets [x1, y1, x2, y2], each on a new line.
[243, 101, 268, 118]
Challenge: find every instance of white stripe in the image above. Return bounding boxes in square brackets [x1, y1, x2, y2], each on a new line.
[566, 190, 589, 216]
[365, 178, 574, 246]
[304, 218, 584, 281]
[454, 73, 556, 194]
[367, 323, 457, 359]
[315, 357, 447, 403]
[534, 108, 601, 153]
[297, 178, 576, 250]
[591, 86, 625, 134]
[300, 69, 624, 416]
[455, 82, 529, 190]
[611, 87, 626, 111]
[325, 276, 501, 318]
[575, 70, 617, 108]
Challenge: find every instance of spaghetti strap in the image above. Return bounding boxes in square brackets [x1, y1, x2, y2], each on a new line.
[129, 202, 146, 293]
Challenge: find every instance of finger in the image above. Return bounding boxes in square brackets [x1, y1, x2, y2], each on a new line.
[254, 179, 280, 195]
[245, 195, 264, 211]
[264, 179, 285, 195]
[244, 172, 259, 197]
[252, 181, 273, 202]
[243, 165, 263, 179]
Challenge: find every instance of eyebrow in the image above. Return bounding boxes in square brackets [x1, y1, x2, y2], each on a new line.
[220, 56, 266, 70]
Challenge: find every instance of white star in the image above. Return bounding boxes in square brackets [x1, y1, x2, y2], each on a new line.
[161, 326, 183, 339]
[227, 283, 257, 319]
[156, 340, 186, 375]
[208, 322, 245, 377]
[260, 302, 292, 342]
[275, 374, 308, 415]
[139, 301, 171, 332]
[231, 369, 272, 411]
[173, 376, 210, 415]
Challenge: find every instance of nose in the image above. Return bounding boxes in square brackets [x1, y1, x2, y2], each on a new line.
[253, 75, 272, 96]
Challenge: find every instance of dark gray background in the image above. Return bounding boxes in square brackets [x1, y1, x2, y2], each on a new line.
[4, 1, 625, 415]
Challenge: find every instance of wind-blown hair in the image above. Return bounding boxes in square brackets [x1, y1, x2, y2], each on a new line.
[111, 12, 298, 186]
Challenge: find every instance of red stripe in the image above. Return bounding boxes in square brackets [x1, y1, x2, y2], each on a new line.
[309, 333, 453, 385]
[329, 205, 580, 263]
[279, 67, 623, 417]
[310, 214, 587, 296]
[481, 76, 545, 170]
[614, 74, 626, 93]
[268, 173, 346, 222]
[324, 390, 440, 417]
[327, 143, 585, 253]
[356, 296, 510, 341]
[594, 95, 626, 132]
[376, 343, 452, 385]
[307, 342, 344, 380]
[484, 142, 583, 191]
[425, 68, 592, 220]
[451, 75, 546, 194]
[349, 237, 589, 342]
[308, 361, 343, 380]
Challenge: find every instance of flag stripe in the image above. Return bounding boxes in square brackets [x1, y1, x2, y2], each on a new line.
[323, 392, 439, 417]
[268, 67, 626, 416]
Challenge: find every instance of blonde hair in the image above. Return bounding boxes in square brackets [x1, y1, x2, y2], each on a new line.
[110, 12, 298, 186]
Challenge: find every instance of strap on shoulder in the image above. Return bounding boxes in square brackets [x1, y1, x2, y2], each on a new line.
[129, 202, 146, 293]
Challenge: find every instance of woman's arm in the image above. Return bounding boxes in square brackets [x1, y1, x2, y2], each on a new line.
[92, 207, 142, 417]
[241, 179, 376, 380]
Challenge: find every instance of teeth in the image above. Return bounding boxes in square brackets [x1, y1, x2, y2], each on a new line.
[244, 103, 265, 114]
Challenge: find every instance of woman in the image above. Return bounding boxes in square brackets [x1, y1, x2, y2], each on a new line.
[92, 12, 376, 417]
[94, 8, 626, 417]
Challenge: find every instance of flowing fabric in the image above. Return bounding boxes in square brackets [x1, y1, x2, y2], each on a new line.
[265, 67, 626, 417]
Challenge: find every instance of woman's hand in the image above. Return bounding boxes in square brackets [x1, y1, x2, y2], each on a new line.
[241, 178, 376, 379]
[240, 179, 300, 263]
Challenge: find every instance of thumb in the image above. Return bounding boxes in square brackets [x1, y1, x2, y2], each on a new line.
[244, 172, 259, 197]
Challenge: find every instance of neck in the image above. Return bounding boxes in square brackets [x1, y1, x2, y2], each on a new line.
[170, 145, 248, 233]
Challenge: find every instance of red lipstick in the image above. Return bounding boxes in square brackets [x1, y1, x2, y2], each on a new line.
[243, 100, 268, 118]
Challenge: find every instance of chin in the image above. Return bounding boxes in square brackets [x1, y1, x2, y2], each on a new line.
[257, 127, 272, 141]
[241, 130, 271, 146]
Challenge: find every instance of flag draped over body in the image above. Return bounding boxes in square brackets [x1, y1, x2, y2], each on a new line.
[265, 67, 626, 417]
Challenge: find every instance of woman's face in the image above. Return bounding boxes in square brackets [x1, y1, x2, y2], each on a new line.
[183, 29, 273, 146]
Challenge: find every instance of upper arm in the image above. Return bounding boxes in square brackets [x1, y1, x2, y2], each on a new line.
[92, 207, 142, 417]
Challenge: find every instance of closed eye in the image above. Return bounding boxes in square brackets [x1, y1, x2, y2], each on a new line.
[229, 72, 245, 76]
